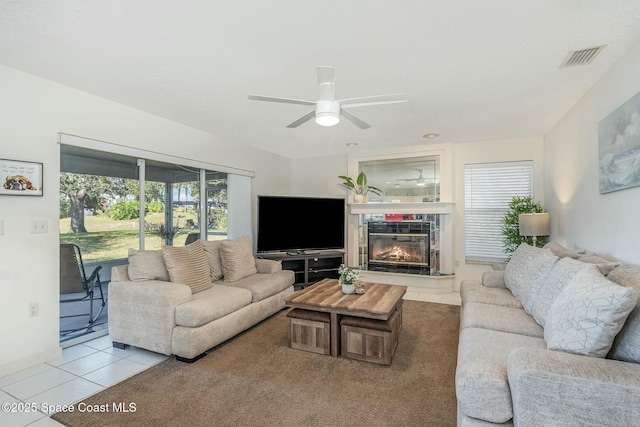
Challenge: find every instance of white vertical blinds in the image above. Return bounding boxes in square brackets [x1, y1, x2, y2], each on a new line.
[464, 161, 533, 262]
[227, 174, 253, 242]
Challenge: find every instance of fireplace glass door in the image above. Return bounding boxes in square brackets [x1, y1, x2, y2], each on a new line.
[367, 221, 430, 274]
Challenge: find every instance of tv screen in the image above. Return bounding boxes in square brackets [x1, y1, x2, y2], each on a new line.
[257, 196, 345, 253]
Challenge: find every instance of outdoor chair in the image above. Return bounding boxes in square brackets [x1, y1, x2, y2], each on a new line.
[59, 243, 106, 335]
[185, 232, 199, 245]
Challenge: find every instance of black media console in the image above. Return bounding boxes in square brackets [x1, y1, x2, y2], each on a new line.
[259, 251, 345, 289]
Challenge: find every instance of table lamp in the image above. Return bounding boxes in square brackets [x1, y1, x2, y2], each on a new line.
[518, 213, 550, 247]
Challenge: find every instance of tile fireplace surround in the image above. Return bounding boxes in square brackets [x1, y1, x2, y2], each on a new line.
[348, 202, 455, 293]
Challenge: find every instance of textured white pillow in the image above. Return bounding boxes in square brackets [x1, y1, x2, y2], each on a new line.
[201, 239, 224, 281]
[504, 243, 558, 312]
[162, 240, 213, 293]
[544, 265, 637, 358]
[607, 263, 640, 362]
[219, 235, 257, 282]
[530, 257, 589, 327]
[127, 249, 170, 281]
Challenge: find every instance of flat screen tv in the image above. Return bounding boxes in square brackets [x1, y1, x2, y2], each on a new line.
[257, 195, 345, 254]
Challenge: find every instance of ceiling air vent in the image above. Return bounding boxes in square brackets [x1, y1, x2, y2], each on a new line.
[560, 45, 606, 68]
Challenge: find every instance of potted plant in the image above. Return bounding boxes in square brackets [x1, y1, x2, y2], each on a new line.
[501, 196, 548, 259]
[338, 264, 359, 294]
[338, 171, 383, 203]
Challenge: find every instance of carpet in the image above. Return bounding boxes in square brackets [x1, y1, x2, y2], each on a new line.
[52, 300, 460, 427]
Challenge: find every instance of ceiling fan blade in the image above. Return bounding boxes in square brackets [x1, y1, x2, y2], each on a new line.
[286, 110, 316, 128]
[248, 95, 315, 106]
[340, 109, 371, 130]
[339, 93, 407, 108]
[316, 66, 336, 101]
[397, 178, 418, 182]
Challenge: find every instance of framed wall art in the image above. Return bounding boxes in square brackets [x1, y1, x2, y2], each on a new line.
[0, 158, 43, 196]
[598, 90, 640, 194]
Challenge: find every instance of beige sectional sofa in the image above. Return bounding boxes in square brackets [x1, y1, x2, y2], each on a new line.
[108, 236, 294, 362]
[457, 242, 640, 426]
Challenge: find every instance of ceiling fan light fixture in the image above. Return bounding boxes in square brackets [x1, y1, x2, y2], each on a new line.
[315, 100, 341, 126]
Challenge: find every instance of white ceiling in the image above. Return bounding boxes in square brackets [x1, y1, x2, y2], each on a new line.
[2, 1, 640, 159]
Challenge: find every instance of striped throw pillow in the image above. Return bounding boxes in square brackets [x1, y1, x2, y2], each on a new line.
[162, 240, 212, 293]
[219, 235, 257, 282]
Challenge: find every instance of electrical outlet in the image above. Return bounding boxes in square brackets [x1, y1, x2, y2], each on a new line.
[0, 219, 4, 235]
[455, 260, 460, 267]
[29, 302, 39, 317]
[30, 219, 48, 234]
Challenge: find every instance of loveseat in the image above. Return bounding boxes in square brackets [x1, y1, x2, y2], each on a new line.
[108, 236, 294, 362]
[456, 242, 640, 426]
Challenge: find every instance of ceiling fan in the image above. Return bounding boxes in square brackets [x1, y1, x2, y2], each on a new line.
[397, 169, 432, 186]
[248, 66, 407, 129]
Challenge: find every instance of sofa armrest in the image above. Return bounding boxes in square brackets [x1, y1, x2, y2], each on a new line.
[111, 265, 130, 281]
[508, 347, 640, 426]
[255, 258, 282, 274]
[482, 271, 506, 288]
[108, 280, 192, 355]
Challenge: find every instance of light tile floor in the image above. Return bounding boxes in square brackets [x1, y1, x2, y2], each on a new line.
[0, 290, 460, 426]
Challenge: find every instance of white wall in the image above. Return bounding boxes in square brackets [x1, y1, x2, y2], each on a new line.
[545, 40, 640, 265]
[291, 154, 347, 197]
[0, 65, 291, 375]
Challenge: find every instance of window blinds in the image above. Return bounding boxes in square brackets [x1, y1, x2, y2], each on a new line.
[464, 161, 533, 263]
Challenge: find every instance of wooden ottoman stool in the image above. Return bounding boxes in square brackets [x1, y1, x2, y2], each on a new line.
[340, 308, 401, 365]
[287, 308, 331, 355]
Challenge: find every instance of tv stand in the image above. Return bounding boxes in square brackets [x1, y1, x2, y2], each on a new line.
[261, 251, 344, 289]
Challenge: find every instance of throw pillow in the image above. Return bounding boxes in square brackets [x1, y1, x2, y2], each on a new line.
[544, 265, 637, 358]
[530, 257, 589, 327]
[219, 235, 257, 282]
[162, 240, 212, 293]
[577, 253, 621, 276]
[127, 249, 170, 281]
[201, 239, 224, 281]
[542, 241, 580, 259]
[504, 243, 558, 313]
[607, 263, 640, 363]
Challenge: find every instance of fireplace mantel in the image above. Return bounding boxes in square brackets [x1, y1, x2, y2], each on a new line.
[348, 202, 453, 215]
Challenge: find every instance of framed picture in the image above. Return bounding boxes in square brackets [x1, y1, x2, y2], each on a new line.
[0, 159, 43, 196]
[598, 90, 640, 194]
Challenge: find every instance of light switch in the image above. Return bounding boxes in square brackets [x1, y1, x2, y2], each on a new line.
[30, 219, 48, 234]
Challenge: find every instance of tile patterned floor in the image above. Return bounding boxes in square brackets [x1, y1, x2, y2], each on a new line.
[0, 290, 460, 426]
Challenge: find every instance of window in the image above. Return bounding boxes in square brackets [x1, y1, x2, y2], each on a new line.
[464, 161, 533, 263]
[60, 146, 229, 262]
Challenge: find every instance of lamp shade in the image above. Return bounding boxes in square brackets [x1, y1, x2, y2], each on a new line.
[518, 213, 550, 237]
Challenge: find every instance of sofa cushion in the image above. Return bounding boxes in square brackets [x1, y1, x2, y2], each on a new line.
[504, 243, 558, 312]
[461, 303, 543, 338]
[460, 280, 523, 309]
[606, 263, 640, 362]
[542, 241, 580, 259]
[174, 285, 252, 328]
[544, 265, 637, 358]
[529, 257, 589, 327]
[456, 328, 546, 424]
[577, 253, 621, 276]
[219, 235, 258, 282]
[216, 270, 294, 302]
[162, 240, 213, 294]
[201, 239, 224, 281]
[127, 249, 170, 281]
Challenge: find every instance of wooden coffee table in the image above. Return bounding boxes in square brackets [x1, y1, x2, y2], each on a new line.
[285, 278, 407, 358]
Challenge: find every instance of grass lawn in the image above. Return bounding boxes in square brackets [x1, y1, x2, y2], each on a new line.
[60, 211, 226, 263]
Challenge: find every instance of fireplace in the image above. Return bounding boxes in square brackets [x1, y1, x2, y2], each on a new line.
[367, 221, 431, 275]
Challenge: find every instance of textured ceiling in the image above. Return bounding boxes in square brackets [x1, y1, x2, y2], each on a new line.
[1, 1, 640, 159]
